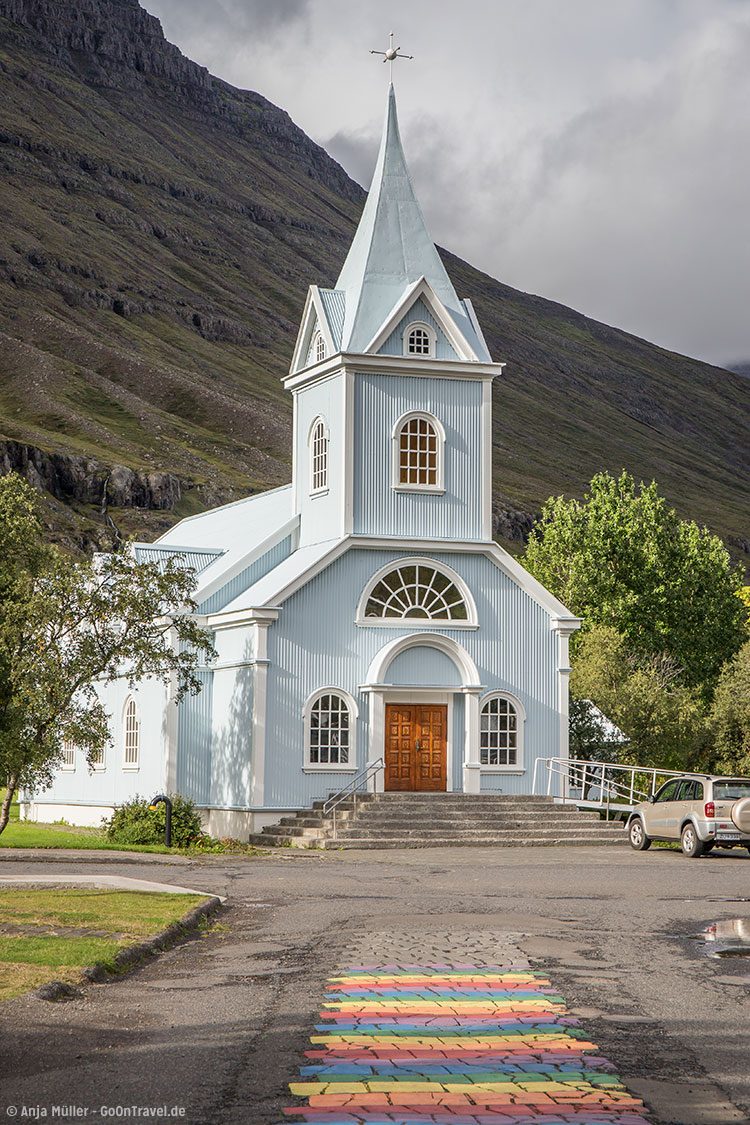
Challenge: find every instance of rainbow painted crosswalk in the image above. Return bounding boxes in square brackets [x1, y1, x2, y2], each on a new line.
[283, 964, 651, 1124]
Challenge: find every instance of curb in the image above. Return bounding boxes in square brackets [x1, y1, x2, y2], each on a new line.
[37, 894, 224, 1001]
[0, 849, 192, 865]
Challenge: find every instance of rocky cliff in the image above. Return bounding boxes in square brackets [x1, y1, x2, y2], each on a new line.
[0, 0, 747, 556]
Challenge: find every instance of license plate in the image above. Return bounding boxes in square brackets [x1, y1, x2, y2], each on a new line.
[716, 832, 741, 841]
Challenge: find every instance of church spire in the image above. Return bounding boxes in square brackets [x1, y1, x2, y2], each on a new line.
[336, 84, 482, 356]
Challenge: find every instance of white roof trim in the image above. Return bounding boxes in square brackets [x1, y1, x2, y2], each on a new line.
[195, 515, 299, 604]
[289, 287, 338, 375]
[364, 277, 480, 362]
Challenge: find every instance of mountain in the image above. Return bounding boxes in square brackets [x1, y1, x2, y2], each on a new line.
[727, 362, 750, 380]
[0, 0, 747, 560]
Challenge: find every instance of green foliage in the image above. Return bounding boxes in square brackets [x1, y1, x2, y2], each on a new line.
[104, 795, 203, 848]
[569, 696, 625, 763]
[708, 641, 750, 776]
[571, 626, 708, 770]
[0, 474, 215, 831]
[525, 471, 745, 694]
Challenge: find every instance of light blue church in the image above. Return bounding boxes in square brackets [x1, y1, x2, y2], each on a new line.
[26, 88, 580, 836]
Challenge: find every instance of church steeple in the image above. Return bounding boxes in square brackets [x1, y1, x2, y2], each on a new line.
[335, 85, 490, 361]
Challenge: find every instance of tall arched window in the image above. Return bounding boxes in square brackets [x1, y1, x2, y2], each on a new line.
[309, 417, 328, 495]
[314, 331, 327, 363]
[123, 697, 140, 769]
[61, 740, 76, 771]
[360, 561, 473, 623]
[304, 689, 357, 769]
[393, 411, 445, 490]
[480, 694, 524, 768]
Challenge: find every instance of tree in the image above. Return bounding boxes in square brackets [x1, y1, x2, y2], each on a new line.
[524, 471, 745, 696]
[0, 475, 214, 833]
[708, 641, 750, 776]
[571, 626, 707, 771]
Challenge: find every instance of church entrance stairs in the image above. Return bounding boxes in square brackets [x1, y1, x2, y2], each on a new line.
[248, 793, 627, 849]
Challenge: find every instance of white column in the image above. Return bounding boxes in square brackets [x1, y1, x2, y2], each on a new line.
[556, 628, 573, 801]
[368, 691, 385, 793]
[163, 626, 180, 793]
[250, 620, 272, 807]
[462, 689, 482, 794]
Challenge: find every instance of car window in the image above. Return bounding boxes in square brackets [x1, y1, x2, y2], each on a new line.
[676, 781, 696, 801]
[655, 780, 680, 803]
[693, 781, 704, 801]
[714, 781, 750, 800]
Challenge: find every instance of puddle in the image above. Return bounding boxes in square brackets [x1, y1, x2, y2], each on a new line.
[700, 918, 750, 958]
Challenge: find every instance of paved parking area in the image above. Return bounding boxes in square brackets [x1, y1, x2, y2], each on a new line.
[0, 845, 748, 1125]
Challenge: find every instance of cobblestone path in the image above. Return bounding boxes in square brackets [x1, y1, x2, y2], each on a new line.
[280, 931, 651, 1125]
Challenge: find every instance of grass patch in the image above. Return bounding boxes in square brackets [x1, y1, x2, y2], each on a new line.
[0, 888, 209, 1001]
[0, 817, 265, 855]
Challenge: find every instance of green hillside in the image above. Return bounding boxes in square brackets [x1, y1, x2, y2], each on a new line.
[0, 0, 747, 557]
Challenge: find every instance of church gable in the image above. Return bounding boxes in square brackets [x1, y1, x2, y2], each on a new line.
[376, 296, 458, 360]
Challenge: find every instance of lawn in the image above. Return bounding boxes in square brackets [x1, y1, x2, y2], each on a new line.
[0, 818, 173, 852]
[0, 887, 209, 1001]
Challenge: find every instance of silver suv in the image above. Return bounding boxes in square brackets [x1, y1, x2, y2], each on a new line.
[628, 775, 750, 858]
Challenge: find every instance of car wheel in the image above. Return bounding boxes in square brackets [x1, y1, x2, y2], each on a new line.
[681, 823, 705, 858]
[629, 817, 651, 851]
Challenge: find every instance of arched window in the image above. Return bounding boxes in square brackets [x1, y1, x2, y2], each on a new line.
[309, 417, 328, 494]
[480, 694, 524, 769]
[404, 323, 435, 357]
[123, 697, 140, 769]
[393, 411, 445, 490]
[304, 689, 357, 769]
[314, 331, 327, 364]
[61, 740, 76, 771]
[362, 562, 470, 622]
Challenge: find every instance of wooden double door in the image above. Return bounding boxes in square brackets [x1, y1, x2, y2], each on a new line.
[384, 703, 448, 792]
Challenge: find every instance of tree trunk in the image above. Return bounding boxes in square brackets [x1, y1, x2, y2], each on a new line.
[0, 775, 18, 834]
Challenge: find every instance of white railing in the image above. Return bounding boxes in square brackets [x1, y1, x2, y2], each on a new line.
[532, 757, 702, 814]
[323, 757, 385, 839]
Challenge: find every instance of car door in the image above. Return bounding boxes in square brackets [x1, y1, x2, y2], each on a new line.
[671, 779, 699, 838]
[648, 780, 681, 837]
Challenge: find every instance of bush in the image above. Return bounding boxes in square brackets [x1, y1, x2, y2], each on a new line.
[104, 794, 203, 847]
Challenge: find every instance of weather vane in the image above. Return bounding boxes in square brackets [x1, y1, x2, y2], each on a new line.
[371, 31, 413, 82]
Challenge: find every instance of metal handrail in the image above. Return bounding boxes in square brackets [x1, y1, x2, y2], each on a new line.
[323, 757, 385, 839]
[533, 756, 700, 811]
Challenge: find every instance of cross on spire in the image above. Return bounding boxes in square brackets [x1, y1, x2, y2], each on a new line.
[370, 31, 413, 82]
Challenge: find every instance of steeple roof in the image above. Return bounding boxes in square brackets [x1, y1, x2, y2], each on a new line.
[335, 85, 490, 360]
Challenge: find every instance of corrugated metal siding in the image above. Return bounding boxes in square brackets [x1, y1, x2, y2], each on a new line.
[198, 536, 292, 615]
[386, 646, 463, 687]
[210, 666, 254, 809]
[377, 297, 457, 360]
[176, 669, 213, 804]
[320, 288, 346, 349]
[354, 374, 483, 540]
[134, 545, 224, 575]
[264, 547, 559, 806]
[296, 373, 346, 546]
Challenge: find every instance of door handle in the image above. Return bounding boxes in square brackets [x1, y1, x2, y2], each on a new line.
[415, 739, 421, 751]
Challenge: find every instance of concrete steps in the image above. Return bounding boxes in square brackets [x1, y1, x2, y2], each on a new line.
[249, 792, 626, 850]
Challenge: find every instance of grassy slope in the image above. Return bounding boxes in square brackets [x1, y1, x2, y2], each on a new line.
[0, 16, 747, 550]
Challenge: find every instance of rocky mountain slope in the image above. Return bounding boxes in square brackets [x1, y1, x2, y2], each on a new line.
[0, 0, 747, 556]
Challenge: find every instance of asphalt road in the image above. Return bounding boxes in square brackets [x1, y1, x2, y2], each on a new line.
[1, 844, 749, 1125]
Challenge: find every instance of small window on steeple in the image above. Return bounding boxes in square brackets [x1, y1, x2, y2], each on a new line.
[314, 332, 327, 363]
[405, 323, 434, 357]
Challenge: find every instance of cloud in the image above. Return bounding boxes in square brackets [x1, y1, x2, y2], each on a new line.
[143, 0, 750, 365]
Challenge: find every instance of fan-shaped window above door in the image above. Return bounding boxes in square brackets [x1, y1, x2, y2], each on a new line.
[357, 559, 477, 627]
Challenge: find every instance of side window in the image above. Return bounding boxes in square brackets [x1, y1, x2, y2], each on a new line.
[309, 417, 328, 495]
[123, 697, 140, 769]
[314, 331, 326, 363]
[304, 690, 357, 769]
[655, 780, 679, 803]
[393, 412, 445, 491]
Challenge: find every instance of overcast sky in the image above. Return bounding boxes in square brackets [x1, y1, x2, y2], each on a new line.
[145, 0, 750, 367]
